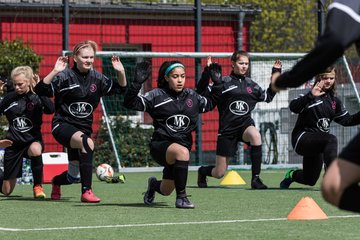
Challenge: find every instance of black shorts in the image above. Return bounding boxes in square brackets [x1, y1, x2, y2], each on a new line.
[150, 139, 175, 180]
[52, 121, 90, 148]
[216, 124, 252, 157]
[338, 132, 360, 166]
[3, 142, 42, 180]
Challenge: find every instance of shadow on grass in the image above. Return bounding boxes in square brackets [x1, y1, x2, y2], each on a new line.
[188, 185, 232, 189]
[74, 202, 171, 208]
[0, 196, 72, 202]
[276, 187, 320, 191]
[0, 194, 23, 198]
[187, 185, 320, 191]
[187, 185, 248, 190]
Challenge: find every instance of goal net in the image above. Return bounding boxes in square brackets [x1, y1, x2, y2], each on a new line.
[62, 51, 360, 171]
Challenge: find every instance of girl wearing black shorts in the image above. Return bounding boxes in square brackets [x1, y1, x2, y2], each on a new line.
[197, 52, 281, 189]
[124, 60, 222, 209]
[280, 65, 360, 190]
[0, 66, 54, 198]
[35, 40, 127, 203]
[274, 0, 360, 214]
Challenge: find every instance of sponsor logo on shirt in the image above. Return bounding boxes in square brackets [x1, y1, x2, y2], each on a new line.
[317, 118, 330, 132]
[166, 114, 190, 132]
[68, 102, 93, 118]
[13, 117, 33, 132]
[229, 100, 249, 115]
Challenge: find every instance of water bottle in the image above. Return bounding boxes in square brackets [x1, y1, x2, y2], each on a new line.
[21, 158, 33, 185]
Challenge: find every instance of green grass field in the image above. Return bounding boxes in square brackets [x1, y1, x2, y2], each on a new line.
[1, 170, 359, 240]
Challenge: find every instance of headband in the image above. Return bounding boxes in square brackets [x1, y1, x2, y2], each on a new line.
[164, 63, 185, 76]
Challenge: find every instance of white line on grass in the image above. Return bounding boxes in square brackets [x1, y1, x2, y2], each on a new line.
[0, 215, 359, 232]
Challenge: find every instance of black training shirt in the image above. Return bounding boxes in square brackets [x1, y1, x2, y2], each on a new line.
[0, 91, 54, 144]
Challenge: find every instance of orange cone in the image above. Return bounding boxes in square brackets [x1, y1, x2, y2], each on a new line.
[220, 170, 246, 185]
[287, 196, 328, 220]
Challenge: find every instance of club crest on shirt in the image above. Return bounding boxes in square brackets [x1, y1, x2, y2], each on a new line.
[317, 118, 330, 132]
[331, 101, 336, 110]
[90, 84, 97, 92]
[229, 100, 249, 115]
[186, 99, 193, 108]
[166, 114, 190, 132]
[26, 102, 35, 111]
[246, 87, 252, 94]
[13, 117, 33, 132]
[69, 102, 93, 118]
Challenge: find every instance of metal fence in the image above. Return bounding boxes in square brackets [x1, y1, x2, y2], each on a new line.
[1, 1, 359, 170]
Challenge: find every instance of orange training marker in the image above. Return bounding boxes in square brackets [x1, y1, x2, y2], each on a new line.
[287, 196, 328, 220]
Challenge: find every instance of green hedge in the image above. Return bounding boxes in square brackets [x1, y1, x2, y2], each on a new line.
[0, 38, 42, 80]
[94, 116, 158, 170]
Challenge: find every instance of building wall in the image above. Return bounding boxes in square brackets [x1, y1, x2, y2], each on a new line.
[0, 15, 250, 152]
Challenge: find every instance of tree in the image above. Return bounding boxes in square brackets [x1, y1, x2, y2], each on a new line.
[237, 0, 318, 52]
[200, 0, 334, 52]
[0, 38, 43, 82]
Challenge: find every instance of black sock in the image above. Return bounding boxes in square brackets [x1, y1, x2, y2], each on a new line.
[52, 171, 72, 186]
[79, 150, 93, 193]
[153, 180, 164, 195]
[173, 160, 189, 196]
[30, 155, 43, 186]
[339, 183, 360, 213]
[199, 165, 215, 177]
[291, 170, 301, 183]
[250, 145, 262, 178]
[0, 168, 3, 194]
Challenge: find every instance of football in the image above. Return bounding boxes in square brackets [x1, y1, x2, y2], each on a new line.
[96, 163, 114, 181]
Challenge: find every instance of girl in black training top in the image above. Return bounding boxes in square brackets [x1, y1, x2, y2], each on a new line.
[124, 60, 222, 209]
[0, 66, 54, 198]
[280, 65, 360, 189]
[35, 40, 127, 203]
[273, 0, 360, 214]
[197, 51, 281, 189]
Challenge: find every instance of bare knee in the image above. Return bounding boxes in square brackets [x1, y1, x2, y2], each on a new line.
[31, 150, 42, 157]
[175, 147, 189, 160]
[28, 142, 43, 157]
[2, 187, 14, 196]
[86, 137, 94, 151]
[159, 179, 175, 196]
[321, 180, 340, 206]
[212, 167, 226, 179]
[82, 135, 94, 152]
[2, 191, 12, 196]
[251, 132, 262, 144]
[243, 126, 262, 145]
[160, 186, 174, 196]
[161, 189, 173, 196]
[2, 180, 16, 196]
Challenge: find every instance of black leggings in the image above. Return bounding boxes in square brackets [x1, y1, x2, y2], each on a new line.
[294, 132, 338, 186]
